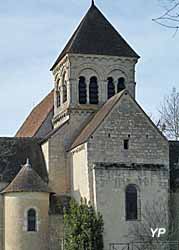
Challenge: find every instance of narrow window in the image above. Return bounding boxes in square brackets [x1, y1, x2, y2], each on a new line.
[79, 76, 87, 104]
[117, 77, 125, 93]
[124, 139, 129, 150]
[63, 83, 67, 103]
[107, 77, 115, 99]
[126, 185, 138, 220]
[89, 76, 98, 104]
[56, 89, 61, 107]
[27, 209, 36, 232]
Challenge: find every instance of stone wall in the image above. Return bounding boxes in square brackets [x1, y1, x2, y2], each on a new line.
[47, 51, 139, 195]
[170, 191, 179, 241]
[0, 194, 3, 250]
[52, 56, 71, 121]
[71, 143, 90, 202]
[69, 54, 137, 106]
[88, 94, 169, 168]
[86, 93, 169, 248]
[49, 214, 64, 250]
[43, 110, 93, 195]
[46, 51, 139, 194]
[93, 166, 169, 248]
[49, 52, 169, 249]
[52, 53, 137, 129]
[4, 192, 49, 250]
[0, 182, 8, 250]
[42, 140, 49, 173]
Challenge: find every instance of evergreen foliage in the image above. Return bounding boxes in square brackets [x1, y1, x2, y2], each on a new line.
[64, 198, 104, 250]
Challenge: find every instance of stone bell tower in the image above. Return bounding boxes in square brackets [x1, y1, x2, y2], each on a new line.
[50, 1, 140, 129]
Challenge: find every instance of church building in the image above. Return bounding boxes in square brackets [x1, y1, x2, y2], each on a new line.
[0, 1, 179, 250]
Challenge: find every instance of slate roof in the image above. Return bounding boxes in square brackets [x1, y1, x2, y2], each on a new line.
[71, 90, 126, 150]
[16, 90, 54, 137]
[0, 138, 48, 183]
[51, 3, 139, 70]
[1, 159, 50, 194]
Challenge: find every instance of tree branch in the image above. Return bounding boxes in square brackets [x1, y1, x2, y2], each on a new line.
[153, 1, 179, 34]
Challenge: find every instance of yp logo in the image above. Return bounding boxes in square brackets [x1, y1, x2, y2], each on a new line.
[151, 228, 166, 238]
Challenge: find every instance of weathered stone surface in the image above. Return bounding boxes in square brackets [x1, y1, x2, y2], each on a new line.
[86, 93, 169, 247]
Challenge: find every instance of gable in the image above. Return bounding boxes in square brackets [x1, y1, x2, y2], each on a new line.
[71, 91, 125, 150]
[71, 90, 167, 150]
[71, 91, 168, 166]
[86, 92, 168, 165]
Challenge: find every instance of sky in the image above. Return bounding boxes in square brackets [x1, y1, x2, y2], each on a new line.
[0, 0, 179, 136]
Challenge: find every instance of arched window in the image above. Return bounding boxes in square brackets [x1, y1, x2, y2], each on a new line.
[117, 77, 125, 93]
[89, 76, 98, 104]
[79, 76, 87, 104]
[63, 82, 67, 103]
[56, 89, 61, 107]
[107, 77, 115, 99]
[27, 209, 36, 232]
[125, 184, 138, 220]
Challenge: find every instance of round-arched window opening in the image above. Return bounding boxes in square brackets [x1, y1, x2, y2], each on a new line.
[89, 76, 99, 104]
[27, 208, 37, 232]
[63, 83, 67, 103]
[79, 76, 87, 104]
[107, 77, 115, 99]
[56, 88, 61, 107]
[125, 184, 138, 220]
[117, 77, 125, 93]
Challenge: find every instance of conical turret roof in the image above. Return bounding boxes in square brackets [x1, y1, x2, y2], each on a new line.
[51, 3, 139, 70]
[2, 159, 51, 194]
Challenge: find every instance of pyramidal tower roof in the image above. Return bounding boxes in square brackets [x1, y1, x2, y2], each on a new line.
[2, 159, 51, 194]
[51, 2, 140, 70]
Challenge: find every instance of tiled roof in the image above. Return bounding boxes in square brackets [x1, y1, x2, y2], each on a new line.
[51, 3, 139, 70]
[71, 90, 126, 150]
[1, 159, 51, 194]
[0, 137, 48, 183]
[16, 90, 54, 137]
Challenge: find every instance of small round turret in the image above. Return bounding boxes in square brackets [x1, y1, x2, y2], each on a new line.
[2, 159, 51, 250]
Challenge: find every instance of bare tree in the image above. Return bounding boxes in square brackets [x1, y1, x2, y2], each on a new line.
[153, 0, 179, 35]
[158, 87, 179, 140]
[127, 197, 179, 250]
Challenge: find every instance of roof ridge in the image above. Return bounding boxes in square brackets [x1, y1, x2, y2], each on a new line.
[70, 90, 126, 150]
[1, 160, 51, 194]
[50, 5, 93, 70]
[51, 4, 139, 71]
[16, 89, 54, 137]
